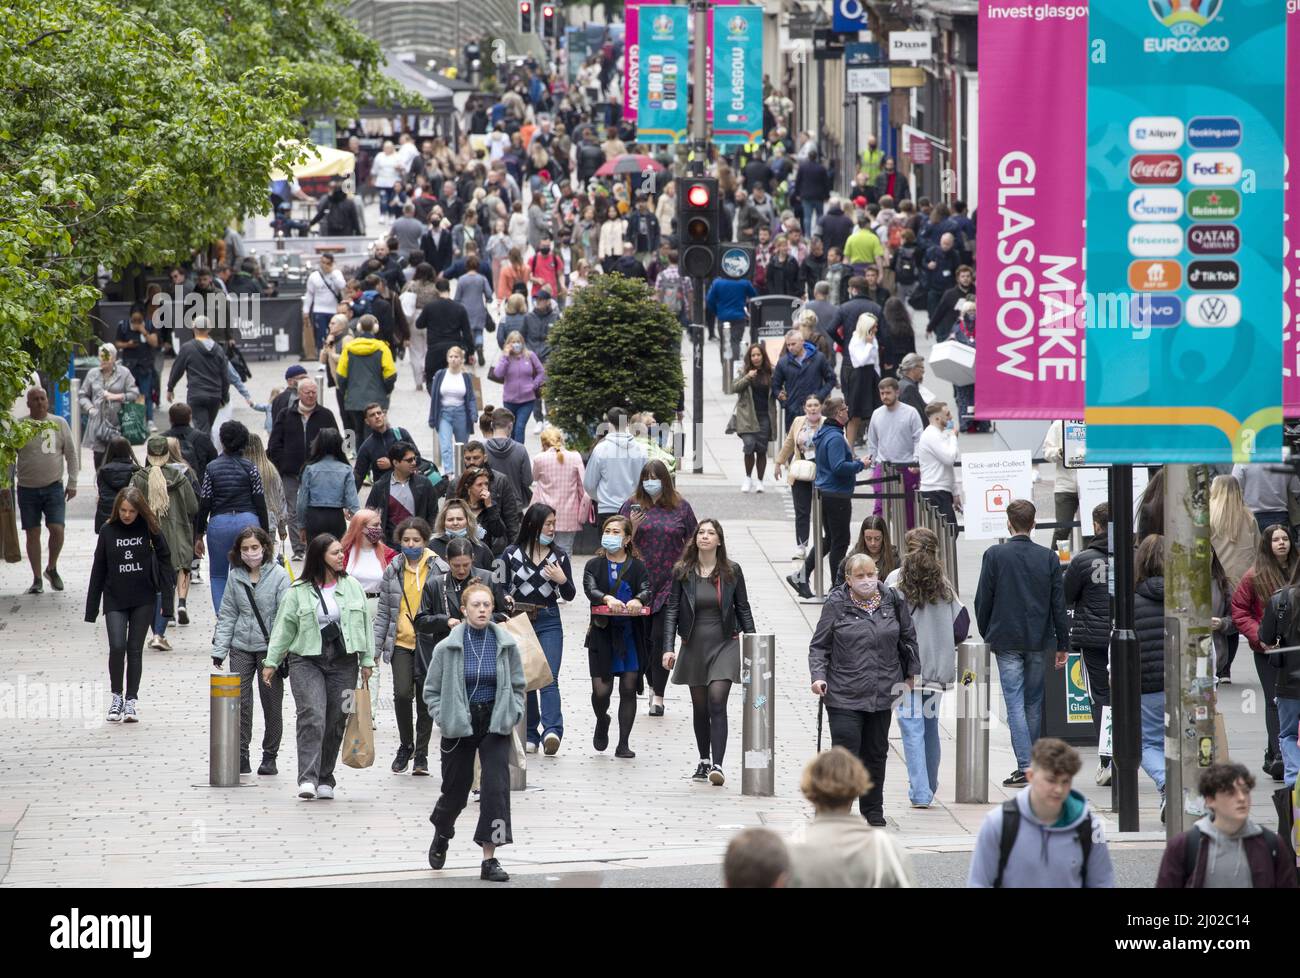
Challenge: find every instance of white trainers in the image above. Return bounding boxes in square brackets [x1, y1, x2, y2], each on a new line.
[153, 635, 173, 651]
[315, 784, 335, 800]
[107, 694, 123, 722]
[1095, 763, 1112, 787]
[740, 477, 752, 493]
[122, 699, 139, 723]
[793, 544, 807, 560]
[532, 418, 545, 434]
[297, 782, 316, 800]
[754, 480, 765, 493]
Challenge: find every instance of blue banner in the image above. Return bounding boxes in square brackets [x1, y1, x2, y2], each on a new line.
[711, 6, 763, 146]
[1084, 0, 1285, 463]
[832, 0, 869, 33]
[636, 5, 689, 144]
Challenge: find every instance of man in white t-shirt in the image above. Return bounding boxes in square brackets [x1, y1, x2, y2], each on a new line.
[395, 133, 420, 176]
[917, 400, 960, 536]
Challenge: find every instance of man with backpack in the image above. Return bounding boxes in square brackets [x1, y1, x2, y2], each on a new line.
[528, 235, 566, 305]
[310, 177, 364, 238]
[1156, 763, 1296, 888]
[892, 230, 922, 304]
[968, 738, 1115, 888]
[165, 316, 230, 436]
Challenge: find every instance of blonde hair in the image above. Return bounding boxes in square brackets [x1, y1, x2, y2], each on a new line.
[504, 330, 525, 351]
[795, 308, 819, 332]
[854, 312, 878, 343]
[144, 453, 171, 518]
[540, 425, 565, 462]
[506, 294, 527, 315]
[800, 747, 872, 811]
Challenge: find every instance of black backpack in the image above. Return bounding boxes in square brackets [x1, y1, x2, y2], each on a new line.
[895, 245, 919, 286]
[993, 798, 1093, 887]
[1182, 824, 1280, 884]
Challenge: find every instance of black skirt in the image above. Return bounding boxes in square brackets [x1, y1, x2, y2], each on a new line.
[846, 364, 881, 422]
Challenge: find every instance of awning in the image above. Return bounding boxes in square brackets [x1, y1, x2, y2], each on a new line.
[271, 143, 356, 179]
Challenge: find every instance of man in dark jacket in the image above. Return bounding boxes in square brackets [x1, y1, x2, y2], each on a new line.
[625, 196, 661, 259]
[267, 377, 338, 557]
[1063, 502, 1114, 785]
[794, 151, 832, 236]
[770, 329, 836, 433]
[166, 316, 230, 435]
[611, 243, 648, 282]
[523, 292, 560, 364]
[923, 233, 962, 318]
[828, 278, 884, 387]
[1156, 763, 1297, 888]
[418, 218, 454, 275]
[974, 499, 1070, 785]
[163, 402, 216, 480]
[311, 179, 364, 237]
[353, 403, 426, 489]
[929, 265, 974, 342]
[365, 442, 445, 546]
[575, 134, 605, 186]
[418, 279, 476, 384]
[817, 199, 854, 256]
[742, 156, 772, 193]
[462, 440, 523, 542]
[483, 408, 534, 506]
[896, 354, 928, 420]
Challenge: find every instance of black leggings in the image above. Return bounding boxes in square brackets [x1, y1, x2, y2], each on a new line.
[1254, 651, 1282, 760]
[107, 603, 153, 698]
[591, 673, 639, 749]
[791, 479, 813, 547]
[689, 679, 732, 765]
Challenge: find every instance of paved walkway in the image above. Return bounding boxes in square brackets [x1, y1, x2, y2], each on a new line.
[1, 274, 1272, 886]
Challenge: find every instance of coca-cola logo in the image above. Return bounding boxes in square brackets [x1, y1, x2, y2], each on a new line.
[1130, 154, 1183, 184]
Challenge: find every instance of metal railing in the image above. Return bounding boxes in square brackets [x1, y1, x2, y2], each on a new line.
[808, 467, 909, 601]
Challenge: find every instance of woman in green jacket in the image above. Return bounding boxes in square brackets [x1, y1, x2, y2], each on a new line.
[423, 581, 525, 883]
[262, 532, 376, 801]
[132, 435, 199, 651]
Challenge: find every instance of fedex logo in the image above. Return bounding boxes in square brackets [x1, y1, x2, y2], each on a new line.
[1186, 152, 1241, 186]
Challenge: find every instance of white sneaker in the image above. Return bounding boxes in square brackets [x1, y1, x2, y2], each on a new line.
[532, 418, 545, 434]
[754, 480, 765, 493]
[1095, 763, 1112, 787]
[297, 782, 316, 800]
[740, 477, 752, 493]
[315, 784, 334, 800]
[154, 635, 173, 651]
[793, 544, 807, 560]
[525, 742, 539, 754]
[107, 694, 123, 722]
[122, 699, 139, 723]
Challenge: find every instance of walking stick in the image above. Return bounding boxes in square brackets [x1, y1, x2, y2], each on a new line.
[817, 695, 824, 752]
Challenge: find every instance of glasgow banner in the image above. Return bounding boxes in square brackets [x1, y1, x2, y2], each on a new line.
[624, 0, 669, 123]
[1085, 0, 1285, 463]
[635, 5, 689, 144]
[711, 6, 763, 145]
[1287, 7, 1300, 415]
[975, 2, 1087, 420]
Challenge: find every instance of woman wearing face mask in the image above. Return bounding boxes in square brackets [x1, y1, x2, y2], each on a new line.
[86, 486, 174, 723]
[430, 498, 497, 570]
[428, 345, 477, 475]
[662, 519, 755, 785]
[423, 582, 526, 882]
[340, 508, 396, 723]
[619, 461, 698, 717]
[490, 330, 546, 444]
[503, 504, 577, 754]
[809, 553, 920, 826]
[583, 515, 651, 758]
[1231, 524, 1297, 782]
[774, 394, 824, 561]
[374, 517, 448, 776]
[210, 527, 290, 775]
[456, 467, 511, 557]
[262, 533, 376, 801]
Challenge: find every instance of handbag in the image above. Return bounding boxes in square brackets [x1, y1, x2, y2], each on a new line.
[502, 612, 553, 692]
[787, 459, 817, 484]
[121, 401, 147, 446]
[589, 558, 632, 631]
[242, 582, 289, 680]
[724, 411, 737, 436]
[1, 487, 21, 563]
[340, 678, 376, 769]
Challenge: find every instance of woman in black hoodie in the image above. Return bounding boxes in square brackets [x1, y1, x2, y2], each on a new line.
[94, 437, 141, 533]
[85, 485, 174, 723]
[1133, 534, 1168, 819]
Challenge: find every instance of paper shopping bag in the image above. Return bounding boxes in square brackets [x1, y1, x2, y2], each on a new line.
[1213, 712, 1230, 762]
[341, 681, 375, 769]
[1, 488, 21, 563]
[503, 613, 553, 692]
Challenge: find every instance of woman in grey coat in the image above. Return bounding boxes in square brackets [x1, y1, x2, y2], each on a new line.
[453, 257, 493, 362]
[81, 343, 141, 470]
[211, 527, 290, 775]
[809, 552, 920, 826]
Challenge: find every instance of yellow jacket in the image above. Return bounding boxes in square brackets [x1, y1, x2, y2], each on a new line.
[336, 335, 396, 380]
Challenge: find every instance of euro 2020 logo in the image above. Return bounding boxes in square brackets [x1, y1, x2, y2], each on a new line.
[1148, 0, 1224, 36]
[652, 14, 673, 37]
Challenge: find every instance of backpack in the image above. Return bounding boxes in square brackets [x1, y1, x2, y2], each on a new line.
[993, 798, 1093, 888]
[1182, 824, 1281, 885]
[887, 221, 904, 251]
[895, 245, 919, 286]
[658, 268, 684, 315]
[352, 289, 377, 318]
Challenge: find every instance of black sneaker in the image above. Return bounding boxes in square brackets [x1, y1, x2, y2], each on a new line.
[480, 857, 510, 882]
[392, 745, 414, 773]
[593, 715, 611, 752]
[257, 753, 278, 776]
[428, 833, 450, 870]
[866, 813, 887, 827]
[1267, 758, 1284, 782]
[786, 573, 813, 599]
[708, 764, 725, 786]
[692, 762, 710, 782]
[25, 579, 42, 595]
[412, 755, 430, 776]
[177, 605, 189, 626]
[1003, 769, 1027, 786]
[239, 754, 252, 775]
[43, 567, 64, 591]
[615, 744, 636, 758]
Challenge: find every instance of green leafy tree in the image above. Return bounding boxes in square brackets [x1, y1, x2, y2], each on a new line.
[544, 275, 684, 451]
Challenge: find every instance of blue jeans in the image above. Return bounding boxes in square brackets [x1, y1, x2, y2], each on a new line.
[526, 604, 564, 744]
[1140, 690, 1166, 793]
[207, 511, 260, 612]
[897, 688, 942, 805]
[801, 199, 824, 236]
[436, 404, 470, 473]
[994, 650, 1046, 771]
[310, 312, 333, 352]
[1277, 695, 1300, 787]
[154, 594, 168, 638]
[504, 400, 535, 444]
[133, 367, 155, 423]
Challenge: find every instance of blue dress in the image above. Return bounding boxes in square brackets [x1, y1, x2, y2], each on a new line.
[608, 561, 639, 675]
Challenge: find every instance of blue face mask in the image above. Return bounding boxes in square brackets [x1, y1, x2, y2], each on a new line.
[601, 535, 624, 553]
[447, 527, 469, 539]
[476, 524, 487, 541]
[539, 533, 554, 546]
[642, 479, 663, 497]
[402, 545, 425, 562]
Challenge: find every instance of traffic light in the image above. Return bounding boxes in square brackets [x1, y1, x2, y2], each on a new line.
[677, 176, 719, 279]
[541, 4, 557, 38]
[518, 0, 533, 33]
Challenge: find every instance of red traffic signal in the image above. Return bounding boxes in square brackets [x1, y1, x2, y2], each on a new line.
[686, 184, 711, 208]
[542, 3, 555, 16]
[519, 0, 533, 32]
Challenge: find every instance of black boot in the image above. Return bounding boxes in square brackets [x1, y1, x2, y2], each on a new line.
[257, 753, 277, 775]
[480, 857, 510, 882]
[239, 753, 251, 775]
[428, 833, 450, 870]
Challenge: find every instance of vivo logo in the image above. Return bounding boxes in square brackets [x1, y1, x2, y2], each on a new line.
[1186, 152, 1241, 186]
[1127, 224, 1183, 258]
[1128, 188, 1184, 222]
[1129, 295, 1182, 328]
[1129, 116, 1184, 151]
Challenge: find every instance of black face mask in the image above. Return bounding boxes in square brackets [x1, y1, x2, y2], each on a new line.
[539, 247, 551, 254]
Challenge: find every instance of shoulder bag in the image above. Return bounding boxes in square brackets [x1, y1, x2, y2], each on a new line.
[243, 581, 289, 679]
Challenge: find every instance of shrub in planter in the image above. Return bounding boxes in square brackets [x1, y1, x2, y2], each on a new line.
[544, 273, 684, 452]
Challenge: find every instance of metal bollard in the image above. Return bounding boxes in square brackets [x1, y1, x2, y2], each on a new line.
[811, 487, 825, 599]
[955, 640, 991, 803]
[69, 378, 81, 449]
[741, 634, 777, 797]
[209, 675, 241, 786]
[453, 441, 465, 482]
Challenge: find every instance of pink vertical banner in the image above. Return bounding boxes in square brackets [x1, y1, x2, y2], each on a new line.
[1285, 7, 1300, 415]
[624, 0, 669, 122]
[975, 2, 1087, 419]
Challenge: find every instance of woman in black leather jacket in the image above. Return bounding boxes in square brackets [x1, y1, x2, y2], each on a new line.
[662, 519, 755, 786]
[1256, 581, 1300, 787]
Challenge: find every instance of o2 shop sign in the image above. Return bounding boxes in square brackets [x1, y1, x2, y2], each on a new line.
[832, 0, 869, 32]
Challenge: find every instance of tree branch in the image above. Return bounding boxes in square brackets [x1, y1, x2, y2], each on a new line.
[24, 28, 73, 48]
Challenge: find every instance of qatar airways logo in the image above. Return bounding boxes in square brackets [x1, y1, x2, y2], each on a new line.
[1130, 154, 1182, 184]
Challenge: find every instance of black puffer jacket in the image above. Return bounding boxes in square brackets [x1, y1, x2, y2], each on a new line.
[1063, 534, 1112, 651]
[1134, 576, 1165, 694]
[94, 460, 140, 533]
[1256, 587, 1300, 700]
